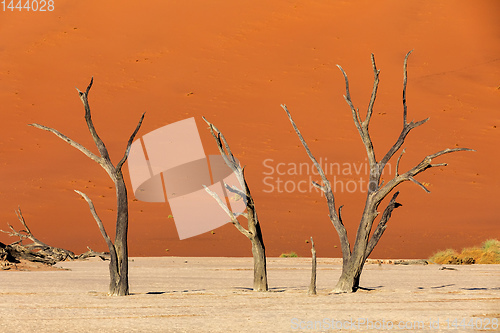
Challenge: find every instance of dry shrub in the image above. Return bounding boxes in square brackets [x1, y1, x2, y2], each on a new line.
[477, 251, 500, 264]
[430, 249, 458, 264]
[429, 239, 500, 264]
[482, 239, 500, 252]
[478, 239, 500, 264]
[457, 247, 482, 264]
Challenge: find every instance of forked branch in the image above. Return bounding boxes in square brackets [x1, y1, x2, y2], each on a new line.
[376, 147, 474, 202]
[30, 78, 145, 176]
[365, 192, 402, 258]
[203, 185, 252, 239]
[337, 58, 378, 170]
[77, 77, 111, 162]
[202, 117, 256, 239]
[282, 104, 351, 265]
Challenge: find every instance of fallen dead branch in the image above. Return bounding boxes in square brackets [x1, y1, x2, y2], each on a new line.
[0, 206, 110, 268]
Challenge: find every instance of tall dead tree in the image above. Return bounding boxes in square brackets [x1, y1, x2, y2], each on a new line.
[30, 78, 145, 296]
[202, 117, 268, 292]
[283, 51, 472, 293]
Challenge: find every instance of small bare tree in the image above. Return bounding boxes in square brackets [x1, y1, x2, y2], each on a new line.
[283, 51, 472, 293]
[30, 78, 145, 296]
[202, 117, 268, 292]
[308, 236, 317, 295]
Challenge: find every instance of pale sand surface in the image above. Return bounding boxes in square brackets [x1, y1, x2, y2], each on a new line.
[0, 257, 498, 332]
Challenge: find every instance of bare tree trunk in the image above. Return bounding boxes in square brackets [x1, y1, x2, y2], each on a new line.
[251, 234, 267, 291]
[30, 78, 144, 296]
[308, 237, 317, 295]
[284, 51, 473, 293]
[203, 118, 268, 292]
[108, 174, 129, 295]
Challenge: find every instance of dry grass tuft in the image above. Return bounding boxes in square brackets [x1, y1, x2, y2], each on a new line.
[430, 239, 500, 264]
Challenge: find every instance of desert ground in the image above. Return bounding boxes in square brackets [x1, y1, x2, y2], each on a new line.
[0, 258, 499, 332]
[0, 1, 499, 259]
[0, 2, 499, 331]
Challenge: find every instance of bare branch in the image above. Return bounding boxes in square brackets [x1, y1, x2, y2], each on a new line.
[116, 112, 146, 171]
[428, 147, 475, 159]
[337, 65, 363, 132]
[311, 181, 324, 191]
[14, 206, 32, 237]
[203, 186, 252, 239]
[76, 78, 111, 162]
[1, 223, 28, 244]
[76, 246, 110, 260]
[225, 183, 248, 201]
[403, 50, 412, 125]
[376, 147, 474, 202]
[202, 117, 238, 168]
[365, 192, 402, 258]
[395, 148, 406, 176]
[28, 123, 104, 166]
[74, 190, 116, 256]
[365, 53, 380, 126]
[5, 207, 52, 250]
[338, 205, 344, 226]
[202, 117, 249, 201]
[409, 176, 430, 193]
[337, 65, 377, 170]
[281, 104, 331, 192]
[378, 51, 431, 173]
[283, 104, 351, 265]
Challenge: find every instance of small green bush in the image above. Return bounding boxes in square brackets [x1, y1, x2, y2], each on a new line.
[280, 251, 298, 258]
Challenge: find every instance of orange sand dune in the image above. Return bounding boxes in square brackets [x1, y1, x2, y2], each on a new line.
[0, 1, 499, 258]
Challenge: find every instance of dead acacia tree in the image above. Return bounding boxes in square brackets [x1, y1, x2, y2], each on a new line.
[202, 117, 268, 292]
[283, 51, 473, 293]
[29, 78, 145, 296]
